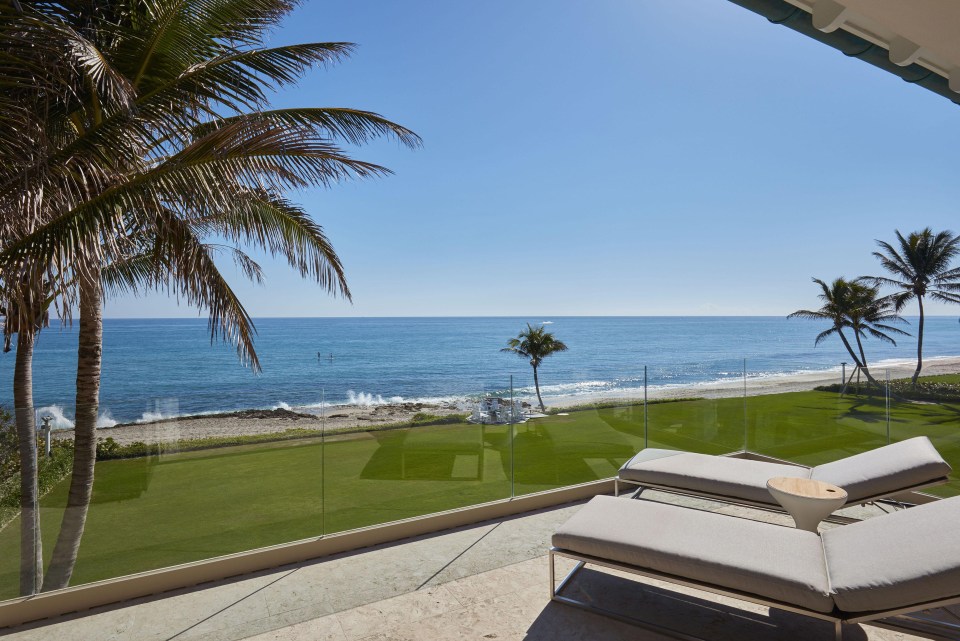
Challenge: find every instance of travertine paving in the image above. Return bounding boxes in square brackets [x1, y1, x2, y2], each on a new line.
[1, 493, 947, 641]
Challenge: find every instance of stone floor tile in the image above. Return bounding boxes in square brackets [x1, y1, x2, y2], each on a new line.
[335, 585, 463, 640]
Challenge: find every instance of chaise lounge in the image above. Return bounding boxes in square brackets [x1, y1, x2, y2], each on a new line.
[616, 436, 951, 510]
[551, 494, 960, 640]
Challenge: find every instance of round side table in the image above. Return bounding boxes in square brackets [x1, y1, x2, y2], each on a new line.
[766, 477, 847, 533]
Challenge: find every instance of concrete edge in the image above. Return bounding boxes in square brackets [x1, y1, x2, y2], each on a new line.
[0, 479, 614, 629]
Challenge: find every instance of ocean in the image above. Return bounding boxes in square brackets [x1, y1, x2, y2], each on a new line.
[0, 316, 956, 426]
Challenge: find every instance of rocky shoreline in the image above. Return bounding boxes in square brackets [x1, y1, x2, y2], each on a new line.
[53, 402, 464, 446]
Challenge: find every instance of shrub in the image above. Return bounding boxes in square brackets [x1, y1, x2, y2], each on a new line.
[0, 408, 75, 530]
[815, 375, 960, 403]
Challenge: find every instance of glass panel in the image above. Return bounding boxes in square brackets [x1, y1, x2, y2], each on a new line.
[646, 360, 745, 455]
[322, 376, 511, 535]
[0, 397, 326, 600]
[744, 359, 888, 466]
[511, 365, 645, 497]
[885, 368, 960, 498]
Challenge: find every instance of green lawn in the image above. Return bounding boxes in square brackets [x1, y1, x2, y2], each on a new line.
[0, 388, 957, 600]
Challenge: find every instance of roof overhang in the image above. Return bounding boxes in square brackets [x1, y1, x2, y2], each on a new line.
[727, 0, 960, 105]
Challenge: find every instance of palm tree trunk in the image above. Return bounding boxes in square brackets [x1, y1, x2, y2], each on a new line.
[532, 365, 545, 413]
[42, 273, 102, 591]
[14, 327, 42, 595]
[852, 332, 879, 387]
[836, 330, 864, 370]
[913, 297, 925, 387]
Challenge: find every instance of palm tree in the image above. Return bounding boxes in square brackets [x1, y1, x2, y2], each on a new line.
[0, 286, 50, 595]
[843, 279, 909, 382]
[788, 278, 907, 386]
[502, 323, 568, 412]
[0, 4, 132, 594]
[873, 228, 960, 386]
[1, 0, 420, 592]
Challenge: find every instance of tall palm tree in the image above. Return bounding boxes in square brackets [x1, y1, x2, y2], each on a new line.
[1, 0, 420, 592]
[0, 2, 134, 594]
[0, 286, 50, 595]
[873, 228, 960, 386]
[788, 278, 907, 386]
[502, 323, 568, 412]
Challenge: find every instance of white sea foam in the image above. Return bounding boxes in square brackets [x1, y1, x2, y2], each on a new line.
[344, 391, 404, 407]
[513, 380, 613, 396]
[96, 410, 118, 428]
[138, 411, 168, 423]
[296, 391, 468, 411]
[273, 401, 292, 411]
[36, 405, 74, 429]
[35, 404, 118, 429]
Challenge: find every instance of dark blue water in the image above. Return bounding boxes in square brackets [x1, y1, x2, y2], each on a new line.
[0, 316, 956, 425]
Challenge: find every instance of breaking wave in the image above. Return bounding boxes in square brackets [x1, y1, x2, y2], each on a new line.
[35, 404, 119, 429]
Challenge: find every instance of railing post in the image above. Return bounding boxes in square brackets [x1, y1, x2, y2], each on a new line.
[885, 370, 891, 444]
[743, 358, 748, 452]
[643, 365, 648, 449]
[321, 387, 325, 537]
[510, 374, 515, 499]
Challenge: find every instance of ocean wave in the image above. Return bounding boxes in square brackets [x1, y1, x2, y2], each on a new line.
[138, 411, 174, 423]
[344, 391, 405, 407]
[289, 391, 472, 412]
[36, 404, 119, 429]
[36, 405, 74, 429]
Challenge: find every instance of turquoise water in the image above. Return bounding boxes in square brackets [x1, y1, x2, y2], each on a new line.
[0, 316, 956, 424]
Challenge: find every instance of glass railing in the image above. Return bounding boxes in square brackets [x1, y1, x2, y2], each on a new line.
[744, 360, 888, 467]
[647, 359, 746, 455]
[884, 370, 960, 498]
[1, 360, 958, 604]
[322, 385, 511, 534]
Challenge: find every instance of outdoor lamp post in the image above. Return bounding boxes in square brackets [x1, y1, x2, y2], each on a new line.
[40, 415, 52, 457]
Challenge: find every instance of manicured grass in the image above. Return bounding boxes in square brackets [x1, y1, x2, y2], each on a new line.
[0, 387, 957, 599]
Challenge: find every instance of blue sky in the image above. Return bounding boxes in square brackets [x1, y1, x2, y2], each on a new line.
[106, 0, 960, 318]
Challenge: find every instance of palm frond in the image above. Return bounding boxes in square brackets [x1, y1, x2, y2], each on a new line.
[149, 210, 261, 370]
[197, 188, 349, 298]
[813, 327, 836, 346]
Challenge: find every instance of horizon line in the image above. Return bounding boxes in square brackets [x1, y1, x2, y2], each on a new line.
[92, 314, 957, 320]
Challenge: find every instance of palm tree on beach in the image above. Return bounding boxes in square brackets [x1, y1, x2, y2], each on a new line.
[788, 277, 907, 386]
[0, 0, 419, 592]
[872, 228, 960, 387]
[502, 324, 568, 412]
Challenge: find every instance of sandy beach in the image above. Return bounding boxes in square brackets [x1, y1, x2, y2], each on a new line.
[52, 356, 960, 447]
[543, 356, 960, 407]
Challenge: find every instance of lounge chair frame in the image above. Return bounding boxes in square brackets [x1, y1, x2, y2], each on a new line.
[614, 474, 948, 504]
[549, 547, 960, 641]
[614, 468, 950, 521]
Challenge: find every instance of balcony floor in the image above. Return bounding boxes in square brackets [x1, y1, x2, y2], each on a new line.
[3, 492, 949, 641]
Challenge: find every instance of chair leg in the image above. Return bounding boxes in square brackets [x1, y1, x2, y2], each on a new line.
[549, 550, 556, 599]
[835, 620, 842, 641]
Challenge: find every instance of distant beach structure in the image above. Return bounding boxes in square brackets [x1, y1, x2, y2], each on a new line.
[468, 397, 532, 424]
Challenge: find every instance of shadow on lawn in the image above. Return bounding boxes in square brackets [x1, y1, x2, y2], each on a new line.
[356, 414, 639, 488]
[358, 423, 487, 481]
